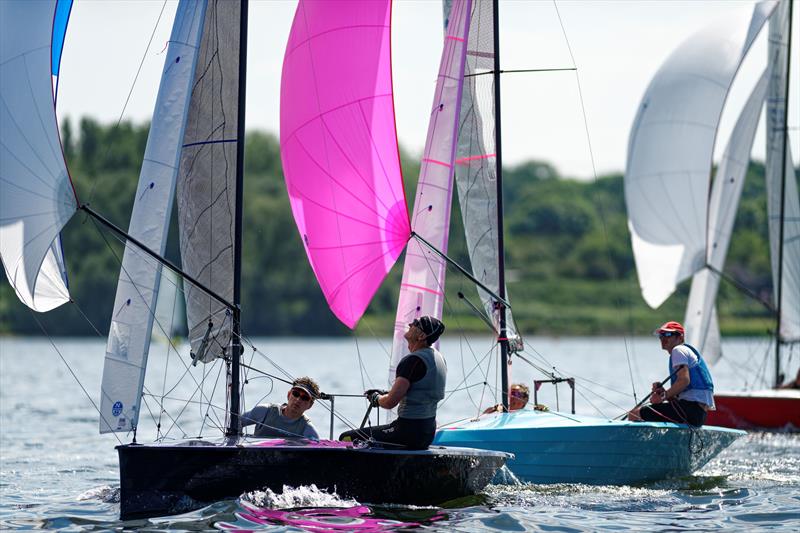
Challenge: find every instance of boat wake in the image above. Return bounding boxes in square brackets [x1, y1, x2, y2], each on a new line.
[217, 497, 435, 532]
[492, 465, 522, 485]
[243, 485, 358, 509]
[484, 483, 682, 512]
[76, 485, 120, 503]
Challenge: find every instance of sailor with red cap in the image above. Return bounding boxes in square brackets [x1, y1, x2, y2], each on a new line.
[628, 321, 715, 426]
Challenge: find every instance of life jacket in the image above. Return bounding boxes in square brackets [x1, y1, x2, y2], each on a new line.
[669, 343, 714, 393]
[397, 346, 447, 419]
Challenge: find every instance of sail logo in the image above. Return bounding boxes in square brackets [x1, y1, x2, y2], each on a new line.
[112, 401, 123, 417]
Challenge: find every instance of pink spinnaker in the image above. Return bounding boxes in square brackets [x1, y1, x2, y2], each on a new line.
[280, 0, 410, 328]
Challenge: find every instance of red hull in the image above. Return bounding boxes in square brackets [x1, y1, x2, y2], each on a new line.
[707, 391, 800, 430]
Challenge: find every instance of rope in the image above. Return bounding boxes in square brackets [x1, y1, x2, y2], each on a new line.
[27, 309, 123, 446]
[91, 220, 223, 407]
[85, 0, 169, 205]
[637, 401, 708, 455]
[233, 331, 371, 436]
[198, 357, 227, 437]
[551, 0, 640, 401]
[517, 336, 637, 416]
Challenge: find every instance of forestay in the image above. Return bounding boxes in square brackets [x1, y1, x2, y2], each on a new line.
[178, 1, 241, 361]
[764, 0, 800, 343]
[450, 0, 520, 349]
[0, 0, 76, 312]
[389, 0, 472, 377]
[101, 0, 207, 433]
[684, 71, 769, 363]
[625, 1, 776, 309]
[280, 0, 410, 329]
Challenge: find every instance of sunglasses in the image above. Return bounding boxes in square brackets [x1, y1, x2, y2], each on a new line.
[291, 389, 311, 402]
[510, 391, 528, 400]
[659, 331, 679, 338]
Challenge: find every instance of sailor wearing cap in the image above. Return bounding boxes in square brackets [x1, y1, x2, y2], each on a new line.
[241, 376, 320, 439]
[340, 315, 447, 449]
[628, 321, 715, 427]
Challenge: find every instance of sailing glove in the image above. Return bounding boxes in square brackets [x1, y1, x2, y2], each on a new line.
[367, 391, 384, 407]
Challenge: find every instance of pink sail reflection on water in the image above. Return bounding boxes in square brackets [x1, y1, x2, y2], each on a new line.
[217, 500, 444, 532]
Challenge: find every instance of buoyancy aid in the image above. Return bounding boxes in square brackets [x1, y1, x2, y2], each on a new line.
[397, 347, 446, 419]
[669, 343, 714, 393]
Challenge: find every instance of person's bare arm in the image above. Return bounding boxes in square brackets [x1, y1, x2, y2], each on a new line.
[656, 366, 690, 401]
[665, 365, 690, 399]
[378, 377, 411, 409]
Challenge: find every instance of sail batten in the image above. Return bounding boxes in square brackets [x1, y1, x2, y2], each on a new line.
[100, 0, 208, 434]
[0, 0, 77, 313]
[281, 0, 410, 329]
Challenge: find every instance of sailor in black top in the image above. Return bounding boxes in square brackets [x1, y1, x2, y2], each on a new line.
[339, 316, 446, 450]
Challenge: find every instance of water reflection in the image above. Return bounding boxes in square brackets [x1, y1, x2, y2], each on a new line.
[216, 500, 446, 532]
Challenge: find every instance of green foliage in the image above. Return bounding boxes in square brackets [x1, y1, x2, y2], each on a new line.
[0, 119, 789, 338]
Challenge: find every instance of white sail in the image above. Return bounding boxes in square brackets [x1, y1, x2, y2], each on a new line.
[0, 0, 76, 312]
[177, 0, 241, 363]
[685, 70, 770, 364]
[765, 0, 800, 343]
[389, 0, 473, 379]
[625, 1, 776, 309]
[100, 1, 207, 434]
[451, 0, 521, 350]
[151, 268, 186, 345]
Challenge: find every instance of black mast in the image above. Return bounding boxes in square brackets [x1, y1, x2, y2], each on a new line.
[492, 0, 510, 411]
[774, 0, 793, 388]
[227, 0, 248, 437]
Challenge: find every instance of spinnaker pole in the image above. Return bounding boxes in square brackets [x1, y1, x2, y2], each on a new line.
[774, 0, 793, 388]
[227, 0, 248, 437]
[79, 204, 233, 311]
[492, 0, 510, 411]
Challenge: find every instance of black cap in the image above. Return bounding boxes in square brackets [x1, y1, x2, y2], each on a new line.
[414, 316, 445, 344]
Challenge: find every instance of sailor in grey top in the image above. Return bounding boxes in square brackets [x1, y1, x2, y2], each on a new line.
[339, 316, 446, 449]
[241, 378, 320, 439]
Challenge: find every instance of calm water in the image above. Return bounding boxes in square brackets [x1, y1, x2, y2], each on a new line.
[1, 335, 798, 531]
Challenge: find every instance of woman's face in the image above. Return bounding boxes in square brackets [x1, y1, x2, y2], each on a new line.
[509, 387, 528, 411]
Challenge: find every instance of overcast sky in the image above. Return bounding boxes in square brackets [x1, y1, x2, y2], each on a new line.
[56, 0, 799, 180]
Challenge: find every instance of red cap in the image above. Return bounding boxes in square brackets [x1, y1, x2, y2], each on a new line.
[654, 321, 684, 335]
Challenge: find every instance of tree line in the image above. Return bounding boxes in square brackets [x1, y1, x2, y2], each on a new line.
[0, 118, 785, 338]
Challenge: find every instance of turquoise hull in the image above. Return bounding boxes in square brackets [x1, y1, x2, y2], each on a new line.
[433, 410, 744, 485]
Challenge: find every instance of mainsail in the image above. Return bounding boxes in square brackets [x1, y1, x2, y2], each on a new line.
[451, 0, 520, 348]
[0, 0, 77, 312]
[625, 1, 776, 309]
[280, 0, 410, 328]
[764, 0, 800, 343]
[684, 71, 769, 363]
[178, 0, 242, 362]
[389, 0, 472, 376]
[100, 0, 208, 433]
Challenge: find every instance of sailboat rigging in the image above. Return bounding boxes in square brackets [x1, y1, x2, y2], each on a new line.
[2, 0, 509, 519]
[625, 0, 799, 430]
[280, 0, 745, 485]
[422, 0, 745, 484]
